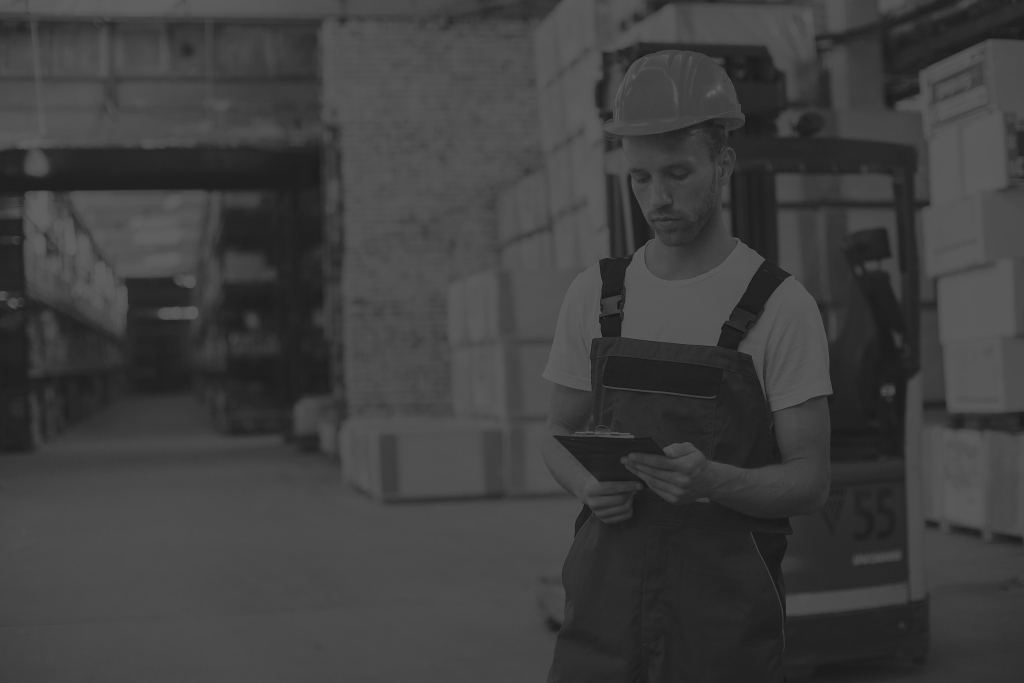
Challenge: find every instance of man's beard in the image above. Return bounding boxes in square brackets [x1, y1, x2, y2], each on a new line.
[647, 171, 720, 247]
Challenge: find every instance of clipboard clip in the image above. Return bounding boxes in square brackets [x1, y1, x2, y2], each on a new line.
[572, 425, 635, 439]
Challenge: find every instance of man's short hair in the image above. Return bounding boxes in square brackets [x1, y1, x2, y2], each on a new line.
[606, 120, 728, 160]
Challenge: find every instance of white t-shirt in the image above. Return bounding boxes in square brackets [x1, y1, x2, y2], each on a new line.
[542, 238, 833, 414]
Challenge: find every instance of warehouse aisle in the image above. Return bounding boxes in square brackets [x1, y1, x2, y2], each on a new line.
[0, 394, 579, 683]
[2, 395, 1022, 683]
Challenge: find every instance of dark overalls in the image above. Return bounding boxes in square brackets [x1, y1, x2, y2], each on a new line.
[548, 255, 794, 683]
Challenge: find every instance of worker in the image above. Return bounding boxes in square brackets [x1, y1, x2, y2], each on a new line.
[541, 50, 833, 682]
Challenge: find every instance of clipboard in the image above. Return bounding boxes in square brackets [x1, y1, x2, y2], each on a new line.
[554, 431, 663, 484]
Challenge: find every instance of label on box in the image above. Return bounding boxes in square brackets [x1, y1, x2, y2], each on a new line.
[930, 57, 988, 124]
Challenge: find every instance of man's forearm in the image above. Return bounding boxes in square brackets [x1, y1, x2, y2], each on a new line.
[705, 458, 829, 518]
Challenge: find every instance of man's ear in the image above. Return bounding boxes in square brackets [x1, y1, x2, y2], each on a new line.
[718, 146, 737, 184]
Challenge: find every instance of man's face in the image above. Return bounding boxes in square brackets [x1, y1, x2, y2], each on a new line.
[622, 131, 724, 247]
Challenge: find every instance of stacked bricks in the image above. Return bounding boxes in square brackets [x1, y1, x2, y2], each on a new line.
[321, 19, 544, 500]
[918, 39, 1024, 539]
[448, 268, 579, 495]
[321, 19, 541, 419]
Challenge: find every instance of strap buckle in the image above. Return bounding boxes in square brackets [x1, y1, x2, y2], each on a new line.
[599, 294, 624, 321]
[724, 306, 761, 335]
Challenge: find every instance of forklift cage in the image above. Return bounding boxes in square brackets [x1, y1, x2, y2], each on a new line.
[603, 136, 929, 676]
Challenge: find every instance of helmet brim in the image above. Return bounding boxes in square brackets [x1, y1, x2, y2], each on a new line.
[603, 113, 745, 137]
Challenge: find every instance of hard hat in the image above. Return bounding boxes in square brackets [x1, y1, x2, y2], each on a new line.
[603, 50, 745, 137]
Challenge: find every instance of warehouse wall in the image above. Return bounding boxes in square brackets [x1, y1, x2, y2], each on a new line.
[322, 19, 542, 418]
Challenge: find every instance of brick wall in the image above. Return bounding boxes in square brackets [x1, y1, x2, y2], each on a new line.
[322, 19, 542, 417]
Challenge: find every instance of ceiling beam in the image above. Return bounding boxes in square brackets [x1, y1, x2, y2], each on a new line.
[888, 0, 1024, 73]
[0, 145, 320, 191]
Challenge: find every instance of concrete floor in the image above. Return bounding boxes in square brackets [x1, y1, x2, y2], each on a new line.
[0, 395, 1021, 683]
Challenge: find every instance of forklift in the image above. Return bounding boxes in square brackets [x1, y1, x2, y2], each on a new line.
[538, 43, 929, 678]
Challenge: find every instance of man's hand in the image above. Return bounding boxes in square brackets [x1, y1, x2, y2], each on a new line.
[621, 442, 718, 506]
[581, 478, 644, 524]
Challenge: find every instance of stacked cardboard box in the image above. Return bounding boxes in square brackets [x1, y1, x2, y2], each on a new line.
[449, 268, 579, 495]
[924, 424, 1024, 539]
[339, 417, 505, 502]
[498, 170, 555, 271]
[533, 0, 647, 270]
[918, 40, 1024, 537]
[292, 394, 334, 452]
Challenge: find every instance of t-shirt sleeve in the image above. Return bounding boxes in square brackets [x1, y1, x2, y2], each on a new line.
[763, 282, 833, 412]
[542, 271, 596, 391]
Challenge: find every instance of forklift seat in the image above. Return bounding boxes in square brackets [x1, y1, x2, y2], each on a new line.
[826, 228, 906, 458]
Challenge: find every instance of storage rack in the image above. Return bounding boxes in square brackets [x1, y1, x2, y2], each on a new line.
[0, 193, 128, 452]
[125, 277, 194, 392]
[192, 189, 328, 434]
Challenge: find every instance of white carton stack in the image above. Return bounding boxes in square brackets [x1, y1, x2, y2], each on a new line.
[919, 40, 1024, 538]
[498, 170, 555, 271]
[339, 418, 504, 502]
[448, 268, 579, 495]
[533, 0, 648, 270]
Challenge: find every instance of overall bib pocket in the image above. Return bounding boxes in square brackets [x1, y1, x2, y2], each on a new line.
[596, 355, 721, 457]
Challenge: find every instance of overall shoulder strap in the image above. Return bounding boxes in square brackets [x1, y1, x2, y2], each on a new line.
[718, 259, 791, 351]
[598, 255, 633, 338]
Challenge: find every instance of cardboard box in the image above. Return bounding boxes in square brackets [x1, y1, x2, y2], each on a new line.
[570, 136, 604, 208]
[504, 420, 567, 496]
[920, 308, 946, 405]
[921, 424, 945, 523]
[546, 144, 575, 217]
[446, 277, 469, 348]
[451, 347, 474, 416]
[962, 110, 1024, 195]
[942, 337, 1024, 413]
[292, 395, 333, 447]
[520, 231, 555, 271]
[500, 241, 523, 271]
[562, 51, 602, 142]
[537, 80, 568, 154]
[459, 269, 578, 344]
[920, 39, 1024, 135]
[553, 211, 579, 270]
[985, 430, 1023, 537]
[937, 259, 1024, 343]
[928, 124, 961, 201]
[928, 109, 1024, 202]
[339, 417, 504, 502]
[497, 185, 520, 246]
[554, 0, 586, 73]
[939, 427, 989, 530]
[516, 170, 550, 235]
[319, 415, 339, 459]
[533, 9, 559, 89]
[451, 342, 554, 420]
[922, 189, 1024, 277]
[576, 211, 610, 268]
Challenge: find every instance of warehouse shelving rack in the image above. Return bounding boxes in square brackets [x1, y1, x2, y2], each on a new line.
[0, 193, 128, 452]
[192, 188, 328, 435]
